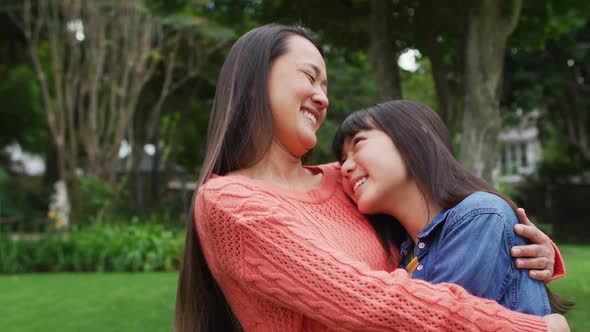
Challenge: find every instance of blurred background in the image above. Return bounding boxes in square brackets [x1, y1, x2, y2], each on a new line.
[0, 0, 588, 331]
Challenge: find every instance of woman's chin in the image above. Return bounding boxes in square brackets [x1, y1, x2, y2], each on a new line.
[300, 136, 317, 153]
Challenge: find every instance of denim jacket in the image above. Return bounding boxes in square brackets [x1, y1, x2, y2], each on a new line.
[399, 192, 550, 316]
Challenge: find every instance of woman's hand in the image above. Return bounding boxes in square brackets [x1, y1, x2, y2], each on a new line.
[511, 208, 555, 281]
[544, 314, 570, 332]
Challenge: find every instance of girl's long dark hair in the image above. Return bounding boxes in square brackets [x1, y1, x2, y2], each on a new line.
[332, 100, 573, 314]
[173, 24, 323, 332]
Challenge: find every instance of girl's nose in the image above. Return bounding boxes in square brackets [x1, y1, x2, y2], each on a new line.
[340, 158, 355, 177]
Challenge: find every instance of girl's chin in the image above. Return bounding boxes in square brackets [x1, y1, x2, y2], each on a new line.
[357, 198, 378, 215]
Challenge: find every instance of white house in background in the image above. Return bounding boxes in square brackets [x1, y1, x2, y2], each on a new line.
[493, 110, 542, 184]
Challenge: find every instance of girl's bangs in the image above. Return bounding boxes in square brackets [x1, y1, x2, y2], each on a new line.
[332, 109, 376, 161]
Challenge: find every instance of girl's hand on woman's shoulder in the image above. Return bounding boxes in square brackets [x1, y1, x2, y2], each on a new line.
[511, 208, 557, 281]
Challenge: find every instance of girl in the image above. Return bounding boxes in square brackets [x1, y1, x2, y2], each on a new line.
[333, 100, 572, 316]
[174, 24, 568, 331]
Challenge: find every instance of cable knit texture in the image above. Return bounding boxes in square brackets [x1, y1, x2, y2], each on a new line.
[195, 163, 548, 331]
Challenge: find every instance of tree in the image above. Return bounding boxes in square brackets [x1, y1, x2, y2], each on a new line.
[0, 13, 47, 169]
[126, 1, 239, 208]
[368, 0, 402, 100]
[257, 0, 405, 100]
[11, 0, 166, 211]
[504, 2, 590, 165]
[10, 0, 231, 213]
[459, 0, 523, 180]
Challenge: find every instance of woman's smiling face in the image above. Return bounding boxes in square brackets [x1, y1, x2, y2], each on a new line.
[267, 35, 329, 157]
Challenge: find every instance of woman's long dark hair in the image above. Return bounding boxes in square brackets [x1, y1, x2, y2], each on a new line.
[173, 24, 323, 332]
[332, 100, 573, 314]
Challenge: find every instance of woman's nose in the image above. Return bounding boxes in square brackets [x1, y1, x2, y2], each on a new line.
[312, 89, 329, 110]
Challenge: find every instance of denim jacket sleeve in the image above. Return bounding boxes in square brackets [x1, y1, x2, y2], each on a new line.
[428, 208, 515, 304]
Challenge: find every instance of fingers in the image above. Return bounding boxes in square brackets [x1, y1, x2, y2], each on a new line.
[529, 269, 553, 281]
[512, 208, 558, 281]
[516, 208, 533, 226]
[514, 256, 550, 270]
[511, 244, 548, 258]
[512, 245, 555, 282]
[514, 223, 549, 245]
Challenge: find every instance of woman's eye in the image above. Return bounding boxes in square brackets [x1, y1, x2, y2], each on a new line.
[305, 72, 315, 83]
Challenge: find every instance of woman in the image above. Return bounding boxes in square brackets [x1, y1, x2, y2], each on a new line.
[174, 24, 567, 331]
[333, 100, 572, 316]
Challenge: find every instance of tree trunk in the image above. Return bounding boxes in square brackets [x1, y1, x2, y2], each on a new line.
[131, 141, 144, 209]
[150, 120, 163, 206]
[368, 0, 402, 100]
[460, 0, 523, 181]
[426, 42, 464, 133]
[43, 143, 59, 188]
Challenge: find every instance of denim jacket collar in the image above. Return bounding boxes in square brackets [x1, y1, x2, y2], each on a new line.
[419, 209, 452, 239]
[399, 209, 451, 257]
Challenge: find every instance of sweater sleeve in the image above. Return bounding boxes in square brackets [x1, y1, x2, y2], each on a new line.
[550, 240, 566, 282]
[201, 188, 548, 331]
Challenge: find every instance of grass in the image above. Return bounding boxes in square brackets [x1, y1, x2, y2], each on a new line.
[0, 272, 177, 332]
[548, 244, 590, 332]
[0, 244, 588, 332]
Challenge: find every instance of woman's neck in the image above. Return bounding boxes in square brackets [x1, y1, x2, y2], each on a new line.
[230, 141, 322, 191]
[384, 184, 441, 245]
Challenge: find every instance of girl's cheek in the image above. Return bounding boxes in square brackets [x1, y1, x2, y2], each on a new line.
[341, 181, 355, 201]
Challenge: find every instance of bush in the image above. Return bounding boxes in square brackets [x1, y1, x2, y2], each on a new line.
[0, 171, 50, 231]
[0, 222, 185, 273]
[77, 175, 129, 223]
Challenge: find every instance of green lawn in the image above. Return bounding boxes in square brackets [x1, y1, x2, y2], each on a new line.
[0, 245, 588, 332]
[0, 273, 178, 332]
[548, 244, 590, 332]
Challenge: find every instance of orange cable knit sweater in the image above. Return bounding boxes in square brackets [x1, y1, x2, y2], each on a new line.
[195, 163, 556, 331]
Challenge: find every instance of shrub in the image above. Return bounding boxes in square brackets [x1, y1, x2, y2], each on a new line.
[0, 222, 184, 273]
[77, 176, 129, 223]
[0, 171, 50, 232]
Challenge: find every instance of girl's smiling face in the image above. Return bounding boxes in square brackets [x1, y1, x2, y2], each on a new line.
[339, 128, 413, 215]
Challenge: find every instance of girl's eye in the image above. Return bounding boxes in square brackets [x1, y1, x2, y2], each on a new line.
[352, 137, 364, 146]
[305, 72, 315, 83]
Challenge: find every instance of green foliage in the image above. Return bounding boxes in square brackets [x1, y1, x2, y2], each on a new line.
[0, 222, 184, 273]
[495, 182, 519, 200]
[539, 124, 588, 180]
[310, 51, 380, 164]
[504, 8, 590, 169]
[325, 51, 380, 117]
[77, 176, 129, 223]
[400, 55, 437, 110]
[0, 172, 50, 230]
[173, 98, 212, 173]
[145, 0, 238, 39]
[0, 64, 47, 153]
[510, 0, 589, 51]
[313, 118, 340, 164]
